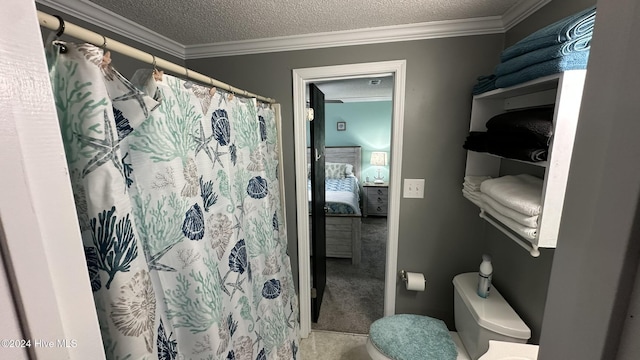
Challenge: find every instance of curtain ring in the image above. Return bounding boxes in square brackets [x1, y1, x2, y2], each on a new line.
[53, 15, 65, 37]
[151, 54, 157, 70]
[185, 68, 189, 79]
[100, 35, 107, 49]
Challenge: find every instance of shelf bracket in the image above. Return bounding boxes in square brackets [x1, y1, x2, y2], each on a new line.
[479, 209, 541, 257]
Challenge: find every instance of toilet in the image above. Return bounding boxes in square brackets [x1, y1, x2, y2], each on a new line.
[366, 272, 532, 360]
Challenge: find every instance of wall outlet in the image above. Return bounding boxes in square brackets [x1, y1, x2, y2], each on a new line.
[403, 179, 425, 198]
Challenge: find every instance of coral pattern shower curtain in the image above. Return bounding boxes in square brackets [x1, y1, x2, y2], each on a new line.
[48, 42, 299, 360]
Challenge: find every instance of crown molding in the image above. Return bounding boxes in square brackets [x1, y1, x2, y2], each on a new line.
[36, 0, 185, 59]
[36, 0, 548, 60]
[502, 0, 552, 31]
[185, 17, 505, 59]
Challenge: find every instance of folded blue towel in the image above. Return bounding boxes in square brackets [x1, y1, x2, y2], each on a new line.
[472, 74, 497, 95]
[495, 37, 590, 77]
[501, 6, 596, 62]
[495, 53, 589, 88]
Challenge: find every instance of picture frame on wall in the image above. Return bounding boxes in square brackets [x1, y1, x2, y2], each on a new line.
[337, 121, 346, 131]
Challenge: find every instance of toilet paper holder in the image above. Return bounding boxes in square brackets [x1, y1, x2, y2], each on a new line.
[399, 270, 426, 286]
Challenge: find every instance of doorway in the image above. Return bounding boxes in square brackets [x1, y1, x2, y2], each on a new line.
[293, 60, 407, 337]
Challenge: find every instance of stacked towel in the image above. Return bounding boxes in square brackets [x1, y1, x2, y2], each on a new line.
[462, 175, 491, 207]
[495, 52, 591, 88]
[481, 193, 538, 228]
[485, 107, 554, 146]
[482, 202, 538, 240]
[472, 74, 497, 95]
[495, 41, 591, 77]
[464, 175, 491, 191]
[500, 6, 596, 62]
[463, 107, 553, 162]
[478, 174, 543, 240]
[471, 6, 595, 94]
[480, 174, 543, 216]
[495, 6, 595, 88]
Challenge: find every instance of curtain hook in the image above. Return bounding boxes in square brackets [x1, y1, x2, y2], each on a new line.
[227, 85, 235, 100]
[183, 68, 194, 89]
[51, 15, 68, 53]
[152, 56, 163, 82]
[53, 15, 65, 38]
[209, 78, 217, 95]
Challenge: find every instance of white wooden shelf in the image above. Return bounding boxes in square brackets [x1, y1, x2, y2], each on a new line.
[475, 151, 549, 168]
[465, 70, 587, 253]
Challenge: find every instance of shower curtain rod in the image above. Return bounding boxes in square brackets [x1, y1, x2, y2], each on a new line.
[37, 10, 276, 104]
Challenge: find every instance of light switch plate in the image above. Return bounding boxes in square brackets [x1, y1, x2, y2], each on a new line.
[403, 179, 425, 198]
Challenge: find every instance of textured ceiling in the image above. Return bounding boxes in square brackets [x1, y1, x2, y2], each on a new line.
[41, 0, 544, 99]
[89, 0, 522, 45]
[316, 76, 394, 102]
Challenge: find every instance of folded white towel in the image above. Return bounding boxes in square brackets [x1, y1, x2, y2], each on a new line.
[464, 175, 492, 191]
[481, 194, 539, 228]
[462, 189, 483, 207]
[462, 188, 482, 201]
[483, 202, 538, 240]
[480, 174, 543, 216]
[463, 183, 481, 192]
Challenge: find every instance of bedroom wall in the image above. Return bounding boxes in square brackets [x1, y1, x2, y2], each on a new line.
[188, 35, 503, 329]
[307, 101, 393, 181]
[483, 0, 599, 344]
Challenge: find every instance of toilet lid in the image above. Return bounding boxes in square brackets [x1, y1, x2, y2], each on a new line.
[369, 314, 457, 360]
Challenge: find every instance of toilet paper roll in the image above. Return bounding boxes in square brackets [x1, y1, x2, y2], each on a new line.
[405, 272, 426, 291]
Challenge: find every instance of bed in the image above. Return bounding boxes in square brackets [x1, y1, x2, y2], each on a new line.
[308, 146, 362, 265]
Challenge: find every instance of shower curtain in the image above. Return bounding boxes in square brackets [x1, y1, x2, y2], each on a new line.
[48, 42, 299, 360]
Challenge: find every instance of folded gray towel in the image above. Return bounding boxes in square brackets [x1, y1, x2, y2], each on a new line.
[486, 107, 554, 146]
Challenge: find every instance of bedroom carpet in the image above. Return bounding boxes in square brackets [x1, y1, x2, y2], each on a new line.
[312, 217, 387, 334]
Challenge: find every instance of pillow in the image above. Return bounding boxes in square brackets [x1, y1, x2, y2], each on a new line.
[307, 162, 354, 178]
[325, 162, 353, 178]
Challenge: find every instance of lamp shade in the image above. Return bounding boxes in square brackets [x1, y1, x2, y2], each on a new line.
[370, 152, 388, 166]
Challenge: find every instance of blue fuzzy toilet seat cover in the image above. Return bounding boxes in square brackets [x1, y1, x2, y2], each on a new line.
[369, 314, 458, 360]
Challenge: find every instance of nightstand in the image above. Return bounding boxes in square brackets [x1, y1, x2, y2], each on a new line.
[363, 183, 389, 217]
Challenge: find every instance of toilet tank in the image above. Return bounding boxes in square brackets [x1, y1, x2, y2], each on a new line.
[453, 273, 531, 360]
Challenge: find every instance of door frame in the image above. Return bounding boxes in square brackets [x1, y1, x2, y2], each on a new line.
[292, 60, 407, 337]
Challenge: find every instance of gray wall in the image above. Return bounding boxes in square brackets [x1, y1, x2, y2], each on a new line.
[538, 0, 640, 358]
[618, 261, 640, 359]
[188, 36, 503, 328]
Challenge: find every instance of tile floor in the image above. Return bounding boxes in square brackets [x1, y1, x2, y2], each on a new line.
[300, 330, 371, 359]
